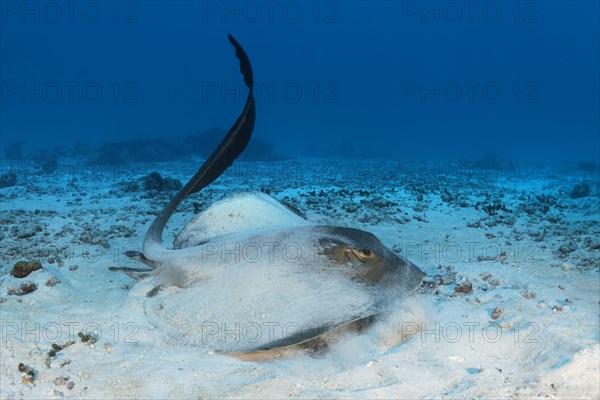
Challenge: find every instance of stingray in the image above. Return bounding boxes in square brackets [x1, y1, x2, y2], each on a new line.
[110, 34, 426, 359]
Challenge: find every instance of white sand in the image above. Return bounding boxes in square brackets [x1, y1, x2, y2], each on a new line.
[1, 158, 598, 399]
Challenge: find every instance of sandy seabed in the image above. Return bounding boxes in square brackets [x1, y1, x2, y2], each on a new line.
[1, 158, 598, 399]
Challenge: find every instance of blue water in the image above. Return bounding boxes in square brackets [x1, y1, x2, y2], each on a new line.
[1, 1, 598, 164]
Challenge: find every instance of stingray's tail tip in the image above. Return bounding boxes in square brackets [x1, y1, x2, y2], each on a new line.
[227, 33, 253, 89]
[227, 33, 239, 46]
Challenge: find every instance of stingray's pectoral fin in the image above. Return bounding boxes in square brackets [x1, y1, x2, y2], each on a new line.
[221, 315, 377, 362]
[108, 266, 153, 280]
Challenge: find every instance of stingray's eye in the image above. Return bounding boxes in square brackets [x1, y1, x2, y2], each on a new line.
[351, 248, 376, 261]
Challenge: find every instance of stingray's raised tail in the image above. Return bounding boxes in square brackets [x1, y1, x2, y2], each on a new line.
[143, 34, 255, 258]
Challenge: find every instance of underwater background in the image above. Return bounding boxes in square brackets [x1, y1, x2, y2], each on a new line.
[2, 2, 600, 398]
[1, 0, 598, 164]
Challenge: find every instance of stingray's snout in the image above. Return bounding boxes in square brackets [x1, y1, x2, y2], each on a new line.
[397, 255, 426, 294]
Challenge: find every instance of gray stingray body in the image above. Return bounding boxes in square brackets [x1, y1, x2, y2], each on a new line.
[112, 35, 426, 358]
